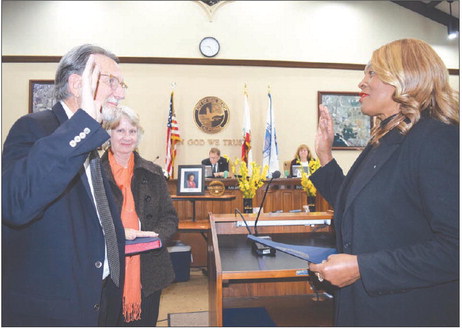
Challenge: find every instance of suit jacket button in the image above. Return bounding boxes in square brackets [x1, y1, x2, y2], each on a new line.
[94, 304, 100, 311]
[84, 127, 91, 134]
[69, 140, 77, 147]
[144, 195, 151, 202]
[95, 261, 102, 268]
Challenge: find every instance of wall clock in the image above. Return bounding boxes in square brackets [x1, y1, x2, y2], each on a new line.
[199, 37, 220, 57]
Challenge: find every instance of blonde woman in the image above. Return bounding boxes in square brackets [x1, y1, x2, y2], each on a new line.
[289, 144, 314, 177]
[102, 105, 178, 326]
[310, 39, 459, 326]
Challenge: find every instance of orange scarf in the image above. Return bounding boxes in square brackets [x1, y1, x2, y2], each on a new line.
[108, 151, 141, 323]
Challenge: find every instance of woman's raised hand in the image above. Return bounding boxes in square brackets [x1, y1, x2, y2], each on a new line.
[315, 104, 334, 166]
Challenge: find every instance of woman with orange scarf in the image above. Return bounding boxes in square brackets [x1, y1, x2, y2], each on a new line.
[101, 105, 178, 326]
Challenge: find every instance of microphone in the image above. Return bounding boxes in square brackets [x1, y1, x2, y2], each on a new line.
[235, 208, 275, 256]
[250, 170, 280, 256]
[235, 208, 253, 235]
[254, 170, 281, 235]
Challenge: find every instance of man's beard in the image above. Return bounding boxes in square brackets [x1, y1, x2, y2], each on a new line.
[101, 103, 118, 123]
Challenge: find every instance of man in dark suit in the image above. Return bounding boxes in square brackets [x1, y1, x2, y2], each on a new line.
[2, 45, 130, 326]
[201, 147, 229, 177]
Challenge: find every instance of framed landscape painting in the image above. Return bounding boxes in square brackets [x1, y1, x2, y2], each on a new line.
[318, 91, 373, 150]
[29, 80, 55, 113]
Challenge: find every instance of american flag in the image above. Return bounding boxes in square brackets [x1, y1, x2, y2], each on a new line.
[165, 91, 181, 178]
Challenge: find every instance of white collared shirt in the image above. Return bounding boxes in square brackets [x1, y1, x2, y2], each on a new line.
[61, 101, 110, 280]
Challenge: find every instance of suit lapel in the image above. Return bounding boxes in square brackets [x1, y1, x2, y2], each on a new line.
[342, 128, 406, 215]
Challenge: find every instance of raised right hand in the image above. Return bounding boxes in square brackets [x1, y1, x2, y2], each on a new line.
[315, 104, 334, 166]
[80, 54, 102, 122]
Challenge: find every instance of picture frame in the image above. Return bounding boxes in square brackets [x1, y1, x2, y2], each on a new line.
[318, 91, 373, 150]
[29, 80, 55, 113]
[177, 165, 205, 195]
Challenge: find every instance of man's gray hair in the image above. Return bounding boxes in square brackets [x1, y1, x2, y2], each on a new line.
[54, 44, 119, 101]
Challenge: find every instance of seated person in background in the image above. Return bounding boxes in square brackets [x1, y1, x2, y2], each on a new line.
[201, 147, 229, 177]
[290, 144, 314, 177]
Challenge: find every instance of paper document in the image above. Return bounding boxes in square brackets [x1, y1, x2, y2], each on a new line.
[247, 234, 336, 264]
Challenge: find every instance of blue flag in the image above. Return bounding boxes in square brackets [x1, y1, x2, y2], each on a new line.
[262, 92, 279, 177]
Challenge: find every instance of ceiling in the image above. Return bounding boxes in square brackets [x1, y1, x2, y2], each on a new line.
[200, 1, 459, 33]
[390, 1, 459, 32]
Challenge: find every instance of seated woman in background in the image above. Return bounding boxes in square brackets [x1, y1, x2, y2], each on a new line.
[101, 105, 178, 326]
[290, 144, 314, 177]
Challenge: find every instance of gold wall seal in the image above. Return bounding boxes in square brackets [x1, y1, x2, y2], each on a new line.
[193, 96, 230, 134]
[208, 180, 225, 196]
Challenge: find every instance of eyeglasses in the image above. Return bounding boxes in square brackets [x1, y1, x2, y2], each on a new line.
[99, 73, 128, 90]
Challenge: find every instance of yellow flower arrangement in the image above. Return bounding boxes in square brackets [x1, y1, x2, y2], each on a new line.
[300, 158, 321, 197]
[231, 159, 269, 198]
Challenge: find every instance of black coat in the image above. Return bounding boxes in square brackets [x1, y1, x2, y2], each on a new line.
[2, 104, 125, 326]
[102, 151, 178, 295]
[311, 114, 459, 326]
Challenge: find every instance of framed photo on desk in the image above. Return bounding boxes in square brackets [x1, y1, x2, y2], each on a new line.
[177, 165, 205, 195]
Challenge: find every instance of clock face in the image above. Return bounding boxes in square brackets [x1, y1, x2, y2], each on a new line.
[199, 37, 220, 57]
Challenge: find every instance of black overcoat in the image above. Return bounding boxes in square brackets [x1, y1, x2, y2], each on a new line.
[311, 113, 459, 326]
[102, 151, 178, 295]
[2, 104, 125, 326]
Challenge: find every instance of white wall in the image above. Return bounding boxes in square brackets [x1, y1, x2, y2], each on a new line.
[2, 1, 459, 174]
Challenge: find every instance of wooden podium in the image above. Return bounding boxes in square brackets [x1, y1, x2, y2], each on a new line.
[207, 212, 335, 326]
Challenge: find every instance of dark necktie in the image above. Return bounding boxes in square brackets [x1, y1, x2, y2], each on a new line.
[89, 150, 120, 287]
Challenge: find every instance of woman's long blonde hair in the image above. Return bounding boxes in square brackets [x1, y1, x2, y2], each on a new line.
[369, 39, 459, 145]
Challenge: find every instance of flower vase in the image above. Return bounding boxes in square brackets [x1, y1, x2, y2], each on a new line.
[243, 198, 253, 213]
[307, 196, 316, 212]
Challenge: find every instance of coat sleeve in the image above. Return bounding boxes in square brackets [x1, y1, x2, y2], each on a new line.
[310, 159, 346, 208]
[154, 171, 179, 244]
[2, 110, 109, 227]
[359, 124, 459, 294]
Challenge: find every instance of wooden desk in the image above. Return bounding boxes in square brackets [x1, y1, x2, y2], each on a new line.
[168, 179, 333, 267]
[168, 178, 333, 222]
[171, 194, 236, 221]
[208, 212, 335, 326]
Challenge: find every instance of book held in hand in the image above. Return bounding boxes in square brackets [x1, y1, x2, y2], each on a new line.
[125, 237, 162, 255]
[247, 234, 336, 264]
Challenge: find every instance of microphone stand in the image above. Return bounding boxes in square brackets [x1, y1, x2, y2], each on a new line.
[252, 170, 280, 256]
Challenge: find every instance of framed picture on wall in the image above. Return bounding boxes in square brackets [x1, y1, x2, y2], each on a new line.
[29, 80, 55, 113]
[177, 165, 205, 196]
[318, 91, 373, 150]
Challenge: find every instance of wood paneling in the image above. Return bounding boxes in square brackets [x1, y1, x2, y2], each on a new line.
[171, 178, 332, 267]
